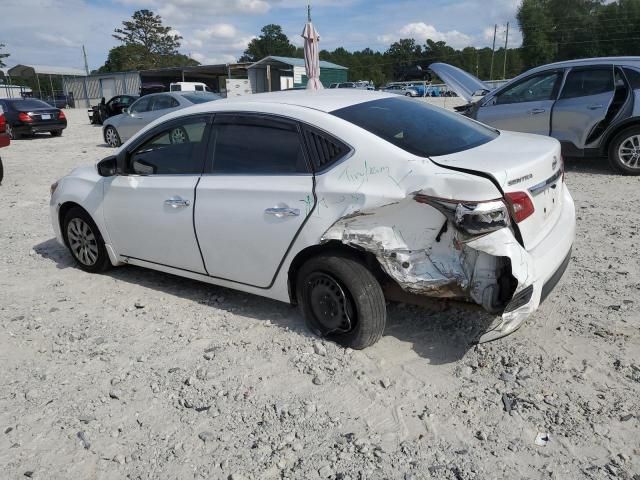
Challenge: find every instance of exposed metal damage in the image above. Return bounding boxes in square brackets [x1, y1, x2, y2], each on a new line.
[321, 195, 537, 342]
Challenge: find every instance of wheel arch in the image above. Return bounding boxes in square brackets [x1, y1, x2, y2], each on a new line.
[287, 240, 393, 304]
[601, 117, 640, 155]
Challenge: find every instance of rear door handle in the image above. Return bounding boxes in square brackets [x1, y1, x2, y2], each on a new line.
[265, 206, 300, 218]
[164, 196, 190, 208]
[528, 108, 546, 115]
[587, 104, 604, 110]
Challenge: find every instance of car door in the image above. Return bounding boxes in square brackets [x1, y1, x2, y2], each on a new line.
[118, 96, 153, 140]
[102, 115, 210, 273]
[551, 65, 615, 150]
[476, 70, 564, 135]
[194, 113, 314, 287]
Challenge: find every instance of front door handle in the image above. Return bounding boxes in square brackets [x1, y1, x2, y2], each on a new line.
[164, 196, 190, 208]
[265, 206, 300, 218]
[587, 104, 604, 110]
[528, 108, 546, 115]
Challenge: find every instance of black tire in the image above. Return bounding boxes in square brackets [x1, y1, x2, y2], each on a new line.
[405, 92, 412, 97]
[296, 253, 386, 349]
[62, 207, 111, 273]
[104, 126, 121, 148]
[0, 157, 3, 184]
[6, 124, 19, 140]
[50, 130, 63, 137]
[608, 125, 640, 175]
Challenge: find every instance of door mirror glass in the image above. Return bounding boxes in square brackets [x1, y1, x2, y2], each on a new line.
[97, 155, 117, 177]
[122, 107, 129, 114]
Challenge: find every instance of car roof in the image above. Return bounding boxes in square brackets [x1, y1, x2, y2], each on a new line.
[188, 89, 395, 113]
[527, 56, 640, 74]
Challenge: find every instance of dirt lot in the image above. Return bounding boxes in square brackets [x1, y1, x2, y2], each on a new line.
[0, 106, 639, 480]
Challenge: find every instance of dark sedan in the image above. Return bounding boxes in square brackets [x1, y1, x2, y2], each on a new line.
[0, 98, 67, 139]
[89, 95, 139, 125]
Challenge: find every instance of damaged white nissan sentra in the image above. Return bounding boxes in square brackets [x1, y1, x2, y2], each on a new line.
[50, 90, 575, 349]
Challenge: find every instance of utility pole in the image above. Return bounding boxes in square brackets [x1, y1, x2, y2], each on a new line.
[82, 45, 89, 75]
[489, 24, 497, 81]
[502, 22, 510, 80]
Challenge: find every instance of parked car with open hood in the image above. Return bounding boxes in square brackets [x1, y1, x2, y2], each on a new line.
[0, 98, 67, 139]
[89, 95, 139, 125]
[102, 91, 222, 147]
[51, 90, 575, 348]
[431, 57, 640, 174]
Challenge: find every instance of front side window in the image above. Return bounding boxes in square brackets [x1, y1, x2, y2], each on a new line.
[210, 115, 307, 175]
[128, 118, 207, 175]
[560, 67, 613, 99]
[332, 97, 498, 157]
[151, 95, 179, 111]
[130, 97, 151, 113]
[495, 72, 561, 105]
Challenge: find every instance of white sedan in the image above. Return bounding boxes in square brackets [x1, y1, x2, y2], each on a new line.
[50, 90, 575, 348]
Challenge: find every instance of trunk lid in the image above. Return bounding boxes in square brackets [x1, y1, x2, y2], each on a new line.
[429, 63, 490, 102]
[430, 131, 564, 250]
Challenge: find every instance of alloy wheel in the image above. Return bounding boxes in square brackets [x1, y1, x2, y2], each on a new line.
[6, 124, 14, 140]
[170, 127, 188, 144]
[67, 218, 99, 266]
[618, 134, 640, 169]
[305, 272, 355, 335]
[105, 127, 119, 147]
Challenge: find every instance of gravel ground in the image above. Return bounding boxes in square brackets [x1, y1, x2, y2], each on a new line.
[0, 106, 639, 480]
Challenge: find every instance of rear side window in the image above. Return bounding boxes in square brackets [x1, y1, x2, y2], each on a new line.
[332, 97, 498, 157]
[8, 99, 51, 110]
[623, 67, 640, 89]
[301, 126, 350, 172]
[560, 67, 613, 99]
[151, 95, 179, 110]
[128, 118, 207, 175]
[182, 93, 221, 104]
[210, 115, 308, 175]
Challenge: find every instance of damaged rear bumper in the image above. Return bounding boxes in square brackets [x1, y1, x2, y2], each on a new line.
[469, 186, 575, 342]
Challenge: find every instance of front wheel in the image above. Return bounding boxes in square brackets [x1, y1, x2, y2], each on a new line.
[608, 126, 640, 175]
[104, 126, 121, 148]
[296, 254, 386, 349]
[63, 207, 111, 273]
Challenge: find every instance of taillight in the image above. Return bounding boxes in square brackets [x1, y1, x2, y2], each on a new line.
[0, 114, 5, 133]
[58, 110, 66, 120]
[414, 194, 510, 236]
[504, 192, 535, 223]
[18, 112, 32, 123]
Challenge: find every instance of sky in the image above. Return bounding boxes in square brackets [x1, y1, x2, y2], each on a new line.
[1, 0, 523, 71]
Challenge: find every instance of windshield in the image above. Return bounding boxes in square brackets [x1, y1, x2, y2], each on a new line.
[182, 92, 221, 104]
[8, 99, 52, 110]
[332, 97, 498, 157]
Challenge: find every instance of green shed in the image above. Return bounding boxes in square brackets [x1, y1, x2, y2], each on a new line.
[248, 56, 348, 92]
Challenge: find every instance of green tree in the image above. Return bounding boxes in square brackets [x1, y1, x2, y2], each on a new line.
[113, 9, 182, 55]
[99, 10, 198, 71]
[517, 0, 556, 69]
[239, 24, 297, 62]
[0, 43, 9, 68]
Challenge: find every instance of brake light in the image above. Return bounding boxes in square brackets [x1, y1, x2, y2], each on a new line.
[504, 192, 535, 223]
[0, 114, 5, 133]
[18, 112, 32, 123]
[414, 194, 510, 236]
[58, 110, 66, 120]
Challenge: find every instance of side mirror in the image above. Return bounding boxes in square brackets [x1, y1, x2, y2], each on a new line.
[123, 107, 129, 114]
[97, 155, 117, 177]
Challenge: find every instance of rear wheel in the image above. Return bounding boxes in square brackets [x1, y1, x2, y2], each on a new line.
[608, 125, 640, 175]
[0, 157, 3, 184]
[50, 130, 62, 137]
[296, 254, 386, 349]
[104, 126, 121, 148]
[6, 124, 18, 140]
[62, 207, 111, 273]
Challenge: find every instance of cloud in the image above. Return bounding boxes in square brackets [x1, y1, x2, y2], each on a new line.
[154, 0, 270, 23]
[35, 33, 80, 48]
[379, 22, 473, 49]
[194, 24, 238, 40]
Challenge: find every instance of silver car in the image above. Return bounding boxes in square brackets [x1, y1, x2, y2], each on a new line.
[431, 57, 640, 174]
[103, 91, 222, 147]
[380, 84, 420, 97]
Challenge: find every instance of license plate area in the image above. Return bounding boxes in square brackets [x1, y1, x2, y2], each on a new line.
[41, 114, 51, 120]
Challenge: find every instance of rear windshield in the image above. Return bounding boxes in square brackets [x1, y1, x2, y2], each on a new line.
[182, 93, 221, 104]
[7, 99, 52, 110]
[332, 97, 498, 157]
